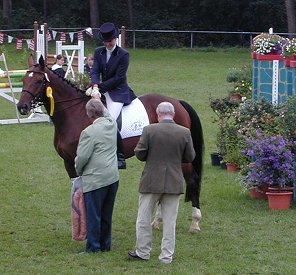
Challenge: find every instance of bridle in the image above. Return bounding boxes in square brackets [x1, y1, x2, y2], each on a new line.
[21, 70, 47, 109]
[21, 69, 88, 114]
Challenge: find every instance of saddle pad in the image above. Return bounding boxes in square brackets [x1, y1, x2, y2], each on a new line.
[120, 98, 149, 139]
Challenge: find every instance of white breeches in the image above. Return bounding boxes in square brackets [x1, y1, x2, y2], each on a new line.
[104, 92, 124, 121]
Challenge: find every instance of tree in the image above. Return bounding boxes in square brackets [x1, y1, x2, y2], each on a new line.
[127, 0, 133, 28]
[2, 0, 10, 28]
[89, 0, 99, 27]
[285, 0, 296, 34]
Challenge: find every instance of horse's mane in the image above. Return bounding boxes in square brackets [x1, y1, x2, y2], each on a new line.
[42, 65, 87, 96]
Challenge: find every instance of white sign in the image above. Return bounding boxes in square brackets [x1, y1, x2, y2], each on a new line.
[272, 60, 279, 105]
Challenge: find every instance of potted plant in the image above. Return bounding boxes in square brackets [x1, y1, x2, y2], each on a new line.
[223, 122, 246, 172]
[241, 131, 295, 209]
[251, 33, 286, 55]
[209, 97, 239, 166]
[281, 37, 296, 59]
[226, 65, 252, 100]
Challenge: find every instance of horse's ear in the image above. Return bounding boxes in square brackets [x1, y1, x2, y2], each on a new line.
[39, 55, 45, 69]
[28, 54, 34, 68]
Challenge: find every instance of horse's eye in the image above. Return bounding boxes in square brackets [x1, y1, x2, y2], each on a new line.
[36, 80, 43, 85]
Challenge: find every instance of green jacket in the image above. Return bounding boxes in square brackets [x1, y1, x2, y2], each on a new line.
[134, 120, 196, 194]
[75, 116, 119, 193]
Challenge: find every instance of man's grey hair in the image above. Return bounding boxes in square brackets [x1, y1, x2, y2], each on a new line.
[86, 99, 106, 118]
[156, 101, 175, 115]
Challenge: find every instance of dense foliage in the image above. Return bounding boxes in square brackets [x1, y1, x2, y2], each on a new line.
[0, 0, 290, 32]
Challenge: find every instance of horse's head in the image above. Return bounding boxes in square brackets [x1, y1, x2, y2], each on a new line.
[17, 55, 49, 115]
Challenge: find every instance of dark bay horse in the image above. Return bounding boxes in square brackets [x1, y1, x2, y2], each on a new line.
[17, 56, 204, 233]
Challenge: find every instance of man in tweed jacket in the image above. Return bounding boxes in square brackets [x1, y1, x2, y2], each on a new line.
[128, 102, 196, 264]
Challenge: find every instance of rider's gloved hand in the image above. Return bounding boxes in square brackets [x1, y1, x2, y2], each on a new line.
[85, 87, 93, 96]
[91, 86, 101, 98]
[85, 86, 101, 98]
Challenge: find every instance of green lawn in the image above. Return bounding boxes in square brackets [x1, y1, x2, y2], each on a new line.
[0, 47, 295, 275]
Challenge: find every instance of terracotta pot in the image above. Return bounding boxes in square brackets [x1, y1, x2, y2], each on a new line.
[266, 191, 293, 210]
[268, 186, 294, 192]
[226, 163, 238, 172]
[249, 187, 267, 200]
[229, 93, 242, 102]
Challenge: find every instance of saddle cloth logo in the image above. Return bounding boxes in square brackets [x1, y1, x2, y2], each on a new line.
[120, 98, 149, 139]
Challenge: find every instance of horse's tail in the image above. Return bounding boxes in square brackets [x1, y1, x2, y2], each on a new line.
[179, 100, 204, 207]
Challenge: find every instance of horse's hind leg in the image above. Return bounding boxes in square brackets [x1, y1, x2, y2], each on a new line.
[189, 207, 202, 233]
[151, 201, 162, 230]
[184, 166, 202, 234]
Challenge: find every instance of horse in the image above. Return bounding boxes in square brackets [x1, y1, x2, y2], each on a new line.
[17, 55, 204, 233]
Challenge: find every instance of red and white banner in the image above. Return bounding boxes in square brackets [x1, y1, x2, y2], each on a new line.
[0, 32, 4, 44]
[29, 39, 35, 50]
[60, 32, 66, 43]
[16, 38, 23, 50]
[77, 31, 83, 41]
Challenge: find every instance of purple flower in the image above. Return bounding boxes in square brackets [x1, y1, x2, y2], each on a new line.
[242, 133, 295, 187]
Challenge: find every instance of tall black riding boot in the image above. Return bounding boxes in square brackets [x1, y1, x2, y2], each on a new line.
[117, 130, 126, 169]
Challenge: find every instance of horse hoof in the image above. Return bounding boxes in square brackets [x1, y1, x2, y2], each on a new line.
[189, 219, 201, 233]
[189, 226, 201, 234]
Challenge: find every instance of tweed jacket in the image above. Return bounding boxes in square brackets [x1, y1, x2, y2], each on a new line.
[75, 115, 119, 193]
[134, 120, 196, 194]
[91, 45, 136, 104]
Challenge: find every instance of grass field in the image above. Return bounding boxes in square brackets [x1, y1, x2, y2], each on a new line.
[0, 46, 295, 275]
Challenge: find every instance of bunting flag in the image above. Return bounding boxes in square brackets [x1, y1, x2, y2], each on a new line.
[52, 30, 57, 40]
[77, 31, 83, 41]
[60, 32, 66, 42]
[0, 32, 4, 44]
[69, 32, 74, 43]
[85, 27, 93, 38]
[8, 35, 13, 43]
[25, 39, 31, 49]
[47, 31, 52, 42]
[29, 39, 35, 50]
[16, 38, 23, 50]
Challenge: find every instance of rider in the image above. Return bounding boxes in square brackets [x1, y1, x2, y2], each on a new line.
[89, 22, 136, 169]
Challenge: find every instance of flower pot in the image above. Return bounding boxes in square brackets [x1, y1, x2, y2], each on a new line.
[249, 187, 267, 200]
[268, 186, 294, 192]
[229, 93, 242, 102]
[226, 163, 238, 172]
[266, 191, 293, 210]
[210, 153, 222, 166]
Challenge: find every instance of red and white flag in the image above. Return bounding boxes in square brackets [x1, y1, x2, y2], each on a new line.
[29, 39, 35, 50]
[77, 31, 83, 41]
[60, 32, 66, 43]
[0, 32, 4, 44]
[16, 38, 23, 50]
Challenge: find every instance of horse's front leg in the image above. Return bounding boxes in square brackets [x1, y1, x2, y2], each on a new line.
[64, 160, 78, 179]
